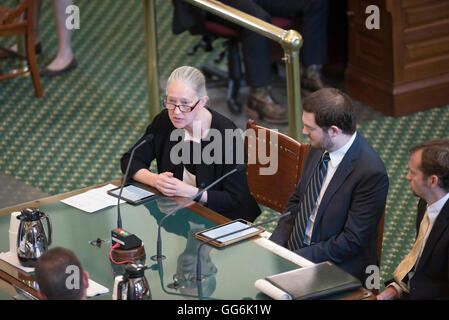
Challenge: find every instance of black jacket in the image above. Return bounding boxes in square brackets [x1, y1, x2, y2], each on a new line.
[120, 108, 261, 222]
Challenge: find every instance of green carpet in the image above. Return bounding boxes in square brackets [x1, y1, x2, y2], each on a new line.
[1, 0, 449, 289]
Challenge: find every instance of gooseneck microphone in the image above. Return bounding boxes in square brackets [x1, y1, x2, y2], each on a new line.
[151, 164, 246, 261]
[116, 134, 154, 229]
[110, 134, 154, 259]
[195, 211, 292, 282]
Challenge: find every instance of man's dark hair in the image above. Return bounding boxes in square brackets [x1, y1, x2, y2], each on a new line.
[303, 88, 357, 134]
[410, 139, 449, 192]
[35, 247, 84, 300]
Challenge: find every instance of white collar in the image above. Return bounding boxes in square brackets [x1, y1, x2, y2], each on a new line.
[327, 131, 357, 168]
[183, 129, 201, 143]
[427, 192, 449, 222]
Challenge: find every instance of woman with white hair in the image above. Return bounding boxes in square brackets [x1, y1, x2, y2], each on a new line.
[121, 66, 261, 222]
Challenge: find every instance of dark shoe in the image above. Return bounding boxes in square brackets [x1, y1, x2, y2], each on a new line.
[0, 42, 42, 59]
[40, 58, 77, 77]
[301, 64, 327, 92]
[245, 87, 288, 124]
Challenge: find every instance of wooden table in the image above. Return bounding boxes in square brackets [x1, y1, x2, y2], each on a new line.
[0, 181, 374, 300]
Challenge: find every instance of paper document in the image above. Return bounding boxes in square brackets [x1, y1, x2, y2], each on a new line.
[61, 184, 125, 213]
[87, 279, 109, 298]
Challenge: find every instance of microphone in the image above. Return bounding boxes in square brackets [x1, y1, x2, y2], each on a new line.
[195, 211, 292, 282]
[151, 164, 246, 261]
[110, 134, 154, 257]
[116, 134, 154, 229]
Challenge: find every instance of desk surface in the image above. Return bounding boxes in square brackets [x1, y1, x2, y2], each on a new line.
[0, 182, 373, 300]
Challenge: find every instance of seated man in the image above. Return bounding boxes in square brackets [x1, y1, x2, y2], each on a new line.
[35, 247, 89, 300]
[377, 139, 449, 300]
[172, 0, 329, 124]
[269, 88, 389, 283]
[218, 0, 329, 123]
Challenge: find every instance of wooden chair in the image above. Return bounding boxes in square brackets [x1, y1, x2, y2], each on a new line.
[0, 0, 43, 97]
[244, 119, 309, 213]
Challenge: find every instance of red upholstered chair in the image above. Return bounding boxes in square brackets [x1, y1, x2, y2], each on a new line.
[191, 17, 292, 115]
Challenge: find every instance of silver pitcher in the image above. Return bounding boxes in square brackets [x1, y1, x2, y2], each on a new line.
[16, 208, 52, 267]
[116, 264, 151, 300]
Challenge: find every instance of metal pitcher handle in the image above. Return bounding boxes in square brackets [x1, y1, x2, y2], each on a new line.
[44, 214, 52, 246]
[17, 220, 24, 251]
[117, 279, 127, 300]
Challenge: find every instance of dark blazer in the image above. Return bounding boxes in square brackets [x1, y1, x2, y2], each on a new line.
[389, 198, 449, 299]
[120, 108, 261, 222]
[270, 133, 389, 282]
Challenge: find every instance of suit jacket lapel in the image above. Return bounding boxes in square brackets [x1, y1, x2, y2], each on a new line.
[312, 134, 362, 232]
[416, 199, 449, 271]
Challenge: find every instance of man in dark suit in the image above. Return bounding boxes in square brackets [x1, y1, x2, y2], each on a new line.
[377, 140, 449, 300]
[269, 88, 389, 283]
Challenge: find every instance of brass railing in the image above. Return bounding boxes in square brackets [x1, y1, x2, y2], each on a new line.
[143, 0, 304, 141]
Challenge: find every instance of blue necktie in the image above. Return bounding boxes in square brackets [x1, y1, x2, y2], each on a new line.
[287, 152, 330, 251]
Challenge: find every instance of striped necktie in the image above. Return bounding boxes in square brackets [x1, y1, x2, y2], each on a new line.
[287, 152, 330, 251]
[393, 211, 430, 292]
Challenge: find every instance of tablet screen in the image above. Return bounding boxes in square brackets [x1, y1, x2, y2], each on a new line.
[109, 185, 155, 202]
[200, 221, 261, 243]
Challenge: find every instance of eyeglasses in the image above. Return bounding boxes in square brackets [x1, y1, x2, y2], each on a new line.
[164, 97, 200, 113]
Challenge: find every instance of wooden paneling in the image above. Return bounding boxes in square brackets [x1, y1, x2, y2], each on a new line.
[346, 0, 449, 116]
[404, 1, 449, 26]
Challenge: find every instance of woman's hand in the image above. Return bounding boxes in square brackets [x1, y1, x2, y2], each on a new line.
[154, 172, 199, 198]
[133, 169, 207, 202]
[153, 172, 178, 196]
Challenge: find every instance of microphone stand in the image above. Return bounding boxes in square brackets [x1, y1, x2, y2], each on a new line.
[111, 134, 153, 263]
[117, 139, 147, 229]
[195, 211, 292, 282]
[155, 261, 219, 300]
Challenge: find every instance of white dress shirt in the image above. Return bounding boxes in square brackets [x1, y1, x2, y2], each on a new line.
[303, 132, 357, 246]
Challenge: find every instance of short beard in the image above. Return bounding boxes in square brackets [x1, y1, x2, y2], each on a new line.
[316, 132, 333, 151]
